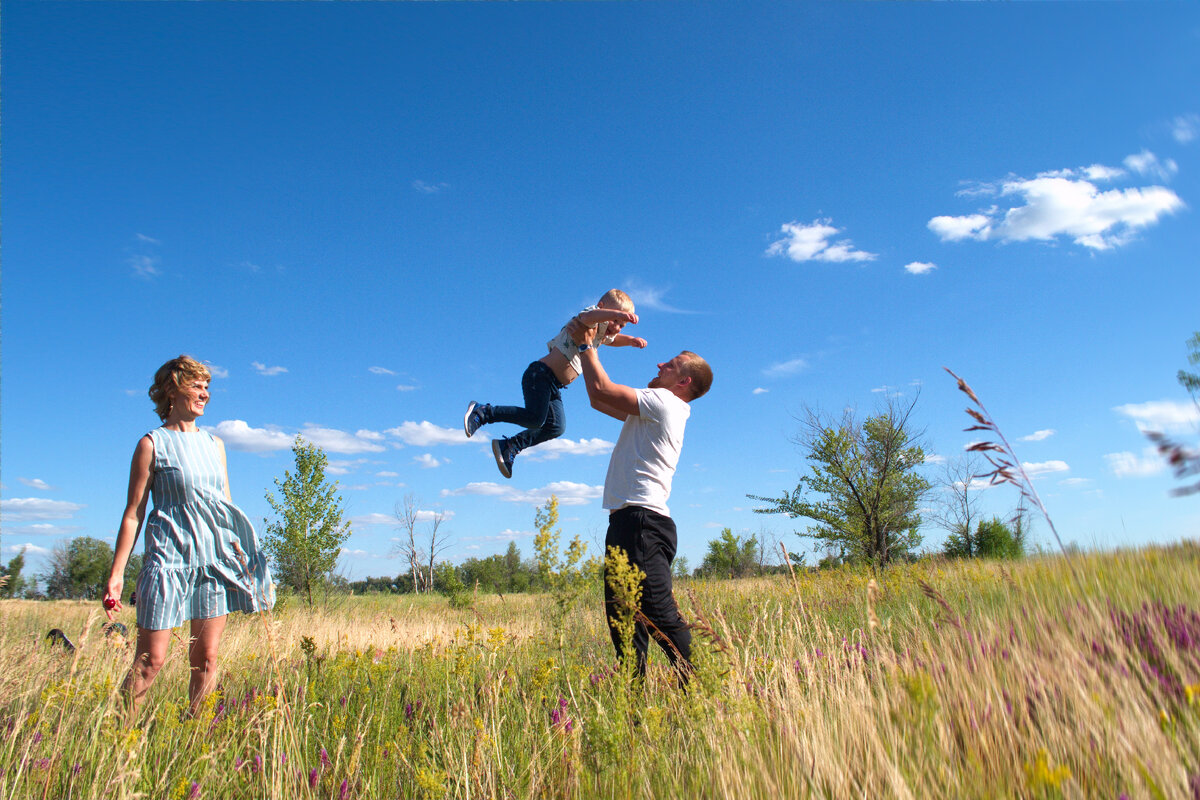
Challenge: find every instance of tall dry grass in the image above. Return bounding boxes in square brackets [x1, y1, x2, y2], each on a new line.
[2, 544, 1198, 799]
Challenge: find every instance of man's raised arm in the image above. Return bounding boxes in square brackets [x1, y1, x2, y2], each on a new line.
[568, 318, 640, 420]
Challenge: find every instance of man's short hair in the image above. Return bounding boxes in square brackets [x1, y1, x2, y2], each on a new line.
[679, 351, 712, 400]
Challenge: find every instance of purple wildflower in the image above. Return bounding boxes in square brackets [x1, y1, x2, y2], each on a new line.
[189, 781, 201, 799]
[308, 768, 319, 788]
[339, 778, 349, 799]
[320, 748, 329, 769]
[32, 731, 42, 746]
[72, 763, 83, 775]
[252, 755, 262, 774]
[339, 696, 347, 708]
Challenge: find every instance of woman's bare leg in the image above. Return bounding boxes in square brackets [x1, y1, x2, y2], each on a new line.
[123, 627, 172, 717]
[187, 615, 227, 717]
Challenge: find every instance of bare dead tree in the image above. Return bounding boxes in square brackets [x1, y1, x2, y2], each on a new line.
[423, 509, 454, 591]
[929, 453, 985, 557]
[393, 494, 424, 593]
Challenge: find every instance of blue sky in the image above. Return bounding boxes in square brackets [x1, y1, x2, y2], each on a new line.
[3, 2, 1198, 582]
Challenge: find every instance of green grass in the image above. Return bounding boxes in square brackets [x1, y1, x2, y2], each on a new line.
[2, 542, 1199, 799]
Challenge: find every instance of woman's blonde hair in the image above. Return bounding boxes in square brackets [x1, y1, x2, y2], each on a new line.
[149, 355, 212, 421]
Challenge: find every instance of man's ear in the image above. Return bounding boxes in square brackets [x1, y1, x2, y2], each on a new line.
[675, 375, 693, 395]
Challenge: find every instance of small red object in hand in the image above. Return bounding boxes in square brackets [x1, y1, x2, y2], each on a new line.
[104, 597, 117, 610]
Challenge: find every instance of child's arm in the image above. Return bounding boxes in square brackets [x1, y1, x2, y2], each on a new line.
[576, 308, 638, 328]
[606, 333, 648, 349]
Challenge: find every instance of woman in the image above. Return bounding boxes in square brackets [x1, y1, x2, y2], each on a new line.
[104, 355, 273, 716]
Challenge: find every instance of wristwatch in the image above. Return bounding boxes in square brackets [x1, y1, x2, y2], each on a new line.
[579, 344, 592, 352]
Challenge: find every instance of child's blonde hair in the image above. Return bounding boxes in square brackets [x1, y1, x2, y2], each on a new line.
[599, 289, 634, 313]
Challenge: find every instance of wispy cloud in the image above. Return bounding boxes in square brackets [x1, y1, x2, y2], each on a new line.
[441, 481, 602, 506]
[904, 261, 936, 275]
[1170, 113, 1200, 144]
[752, 387, 769, 395]
[3, 542, 52, 557]
[622, 280, 696, 314]
[1019, 429, 1056, 442]
[251, 361, 288, 377]
[763, 358, 808, 378]
[0, 497, 85, 522]
[10, 523, 83, 537]
[207, 364, 230, 379]
[396, 384, 419, 392]
[766, 218, 877, 264]
[1123, 149, 1178, 182]
[129, 254, 160, 279]
[928, 155, 1185, 251]
[325, 458, 372, 476]
[1114, 400, 1200, 435]
[386, 421, 474, 447]
[18, 478, 54, 491]
[414, 453, 443, 469]
[1059, 477, 1092, 487]
[1105, 448, 1165, 478]
[369, 366, 397, 375]
[413, 180, 450, 194]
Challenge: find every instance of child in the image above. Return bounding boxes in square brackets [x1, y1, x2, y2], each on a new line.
[465, 289, 646, 478]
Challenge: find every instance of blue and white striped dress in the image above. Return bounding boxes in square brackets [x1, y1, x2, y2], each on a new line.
[135, 428, 274, 630]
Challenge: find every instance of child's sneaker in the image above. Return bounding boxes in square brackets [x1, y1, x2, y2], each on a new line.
[492, 437, 515, 479]
[464, 402, 489, 438]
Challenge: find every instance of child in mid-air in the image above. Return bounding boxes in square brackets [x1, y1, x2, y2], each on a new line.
[465, 289, 646, 478]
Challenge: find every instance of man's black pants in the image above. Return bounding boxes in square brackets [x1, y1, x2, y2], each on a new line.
[604, 505, 692, 683]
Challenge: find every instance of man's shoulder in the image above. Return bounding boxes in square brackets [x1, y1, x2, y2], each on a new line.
[637, 387, 691, 420]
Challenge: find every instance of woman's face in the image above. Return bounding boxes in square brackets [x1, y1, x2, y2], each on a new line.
[171, 378, 210, 419]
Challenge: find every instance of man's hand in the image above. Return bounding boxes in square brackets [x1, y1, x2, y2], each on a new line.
[568, 316, 597, 346]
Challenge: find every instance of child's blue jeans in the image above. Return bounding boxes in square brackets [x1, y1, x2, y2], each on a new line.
[490, 361, 566, 455]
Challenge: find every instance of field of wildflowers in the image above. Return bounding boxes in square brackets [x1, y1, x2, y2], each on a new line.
[2, 542, 1198, 799]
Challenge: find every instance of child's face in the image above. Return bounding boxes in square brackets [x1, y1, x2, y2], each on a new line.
[599, 300, 632, 335]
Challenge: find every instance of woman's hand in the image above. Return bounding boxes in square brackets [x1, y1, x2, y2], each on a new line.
[103, 576, 124, 621]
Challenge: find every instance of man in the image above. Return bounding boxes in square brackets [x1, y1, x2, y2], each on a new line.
[569, 319, 712, 684]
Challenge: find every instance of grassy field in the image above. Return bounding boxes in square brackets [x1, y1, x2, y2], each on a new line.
[2, 543, 1199, 799]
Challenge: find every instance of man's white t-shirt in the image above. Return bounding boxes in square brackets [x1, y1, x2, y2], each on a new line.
[602, 387, 691, 516]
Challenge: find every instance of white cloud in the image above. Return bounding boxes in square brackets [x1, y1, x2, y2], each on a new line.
[369, 366, 396, 375]
[441, 481, 602, 506]
[1105, 448, 1165, 478]
[298, 425, 388, 455]
[622, 280, 696, 314]
[1123, 150, 1178, 181]
[1082, 164, 1126, 182]
[205, 420, 294, 453]
[386, 421, 472, 446]
[414, 453, 443, 469]
[3, 543, 51, 557]
[251, 361, 288, 376]
[0, 497, 85, 522]
[135, 233, 160, 244]
[1171, 113, 1200, 144]
[904, 261, 937, 275]
[521, 438, 614, 461]
[339, 548, 372, 557]
[763, 358, 808, 378]
[208, 364, 230, 379]
[1114, 400, 1200, 435]
[929, 160, 1184, 251]
[753, 387, 769, 395]
[923, 454, 947, 465]
[396, 384, 419, 392]
[18, 478, 54, 491]
[1059, 477, 1092, 487]
[766, 219, 877, 263]
[376, 471, 400, 478]
[1022, 460, 1069, 478]
[1019, 429, 1056, 442]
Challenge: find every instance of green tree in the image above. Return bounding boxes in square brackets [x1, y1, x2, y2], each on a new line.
[264, 437, 351, 606]
[533, 495, 597, 652]
[44, 536, 114, 599]
[751, 396, 931, 567]
[0, 547, 28, 598]
[698, 528, 759, 579]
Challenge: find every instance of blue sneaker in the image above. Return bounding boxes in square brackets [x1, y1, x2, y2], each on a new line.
[492, 437, 515, 479]
[464, 401, 489, 438]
